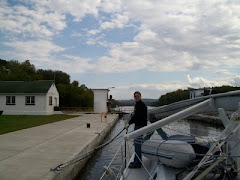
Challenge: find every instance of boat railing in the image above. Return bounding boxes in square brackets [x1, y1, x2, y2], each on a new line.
[113, 106, 134, 113]
[123, 90, 240, 179]
[102, 90, 240, 180]
[125, 98, 213, 140]
[149, 89, 240, 117]
[125, 90, 240, 140]
[183, 115, 240, 179]
[99, 140, 135, 180]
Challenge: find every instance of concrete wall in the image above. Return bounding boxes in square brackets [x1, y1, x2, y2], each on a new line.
[0, 84, 59, 115]
[52, 116, 119, 180]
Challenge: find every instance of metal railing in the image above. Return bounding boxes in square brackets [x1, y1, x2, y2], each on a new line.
[59, 107, 93, 112]
[112, 106, 134, 113]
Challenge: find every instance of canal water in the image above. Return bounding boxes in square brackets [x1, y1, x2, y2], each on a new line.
[76, 117, 223, 180]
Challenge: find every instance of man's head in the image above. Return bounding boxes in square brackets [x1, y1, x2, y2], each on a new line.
[134, 91, 142, 102]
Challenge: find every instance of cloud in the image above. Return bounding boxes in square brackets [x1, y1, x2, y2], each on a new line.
[111, 81, 187, 99]
[186, 74, 230, 88]
[87, 29, 101, 36]
[0, 0, 101, 39]
[39, 0, 101, 22]
[100, 13, 129, 30]
[86, 12, 130, 39]
[1, 0, 240, 76]
[231, 75, 240, 87]
[214, 69, 234, 76]
[112, 74, 240, 99]
[0, 1, 66, 38]
[1, 40, 65, 69]
[1, 40, 95, 73]
[58, 55, 94, 73]
[89, 0, 240, 73]
[94, 29, 204, 72]
[100, 0, 123, 13]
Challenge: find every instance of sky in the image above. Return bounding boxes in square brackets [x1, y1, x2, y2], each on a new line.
[0, 0, 240, 100]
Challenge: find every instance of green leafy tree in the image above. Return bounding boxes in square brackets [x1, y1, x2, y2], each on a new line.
[0, 59, 9, 80]
[72, 80, 79, 87]
[157, 86, 240, 106]
[21, 60, 36, 75]
[158, 89, 189, 106]
[54, 70, 70, 85]
[212, 85, 240, 94]
[0, 58, 93, 108]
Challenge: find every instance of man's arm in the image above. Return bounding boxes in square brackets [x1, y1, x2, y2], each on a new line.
[129, 112, 136, 124]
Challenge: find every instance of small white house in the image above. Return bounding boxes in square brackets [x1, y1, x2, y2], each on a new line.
[188, 87, 212, 99]
[0, 81, 59, 115]
[92, 89, 109, 113]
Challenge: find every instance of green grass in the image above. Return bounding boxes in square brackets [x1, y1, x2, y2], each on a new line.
[0, 114, 80, 135]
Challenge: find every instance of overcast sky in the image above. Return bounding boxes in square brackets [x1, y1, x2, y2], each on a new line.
[0, 0, 240, 99]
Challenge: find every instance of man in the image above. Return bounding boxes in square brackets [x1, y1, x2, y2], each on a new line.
[125, 91, 147, 168]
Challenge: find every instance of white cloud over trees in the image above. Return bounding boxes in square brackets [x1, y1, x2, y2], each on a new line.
[0, 0, 240, 98]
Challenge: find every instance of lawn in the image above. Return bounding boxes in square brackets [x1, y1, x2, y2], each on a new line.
[0, 114, 80, 135]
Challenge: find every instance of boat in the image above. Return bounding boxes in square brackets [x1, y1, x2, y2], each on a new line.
[100, 90, 240, 180]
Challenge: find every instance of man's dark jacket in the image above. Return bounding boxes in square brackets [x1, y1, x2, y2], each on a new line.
[129, 100, 147, 127]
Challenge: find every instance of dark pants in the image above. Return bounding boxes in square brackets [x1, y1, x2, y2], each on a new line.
[133, 125, 143, 165]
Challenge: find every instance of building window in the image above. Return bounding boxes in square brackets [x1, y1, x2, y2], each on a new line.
[49, 96, 52, 105]
[25, 96, 35, 105]
[6, 96, 15, 105]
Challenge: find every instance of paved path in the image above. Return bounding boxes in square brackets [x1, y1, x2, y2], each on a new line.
[0, 114, 118, 180]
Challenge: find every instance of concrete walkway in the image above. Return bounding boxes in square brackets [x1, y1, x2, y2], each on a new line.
[0, 114, 118, 180]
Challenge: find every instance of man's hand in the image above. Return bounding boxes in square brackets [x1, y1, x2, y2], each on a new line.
[125, 123, 130, 129]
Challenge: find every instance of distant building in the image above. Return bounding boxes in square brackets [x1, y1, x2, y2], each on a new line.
[92, 89, 109, 113]
[188, 87, 212, 99]
[0, 81, 59, 115]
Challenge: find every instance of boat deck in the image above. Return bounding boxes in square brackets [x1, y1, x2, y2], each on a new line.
[123, 156, 181, 180]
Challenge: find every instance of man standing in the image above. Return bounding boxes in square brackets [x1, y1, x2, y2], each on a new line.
[125, 91, 147, 168]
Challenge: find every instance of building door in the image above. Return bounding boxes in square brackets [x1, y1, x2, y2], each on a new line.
[54, 97, 58, 106]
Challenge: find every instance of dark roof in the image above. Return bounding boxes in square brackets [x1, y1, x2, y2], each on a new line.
[0, 81, 55, 94]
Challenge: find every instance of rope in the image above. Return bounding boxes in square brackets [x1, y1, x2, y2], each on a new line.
[50, 127, 126, 172]
[100, 141, 124, 179]
[146, 161, 159, 180]
[133, 152, 155, 180]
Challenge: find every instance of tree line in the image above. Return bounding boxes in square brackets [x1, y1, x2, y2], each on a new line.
[0, 59, 93, 107]
[2, 59, 239, 108]
[155, 86, 240, 106]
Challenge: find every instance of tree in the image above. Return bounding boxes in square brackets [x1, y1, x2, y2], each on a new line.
[72, 80, 79, 87]
[0, 59, 9, 80]
[54, 70, 70, 84]
[21, 60, 36, 75]
[36, 69, 55, 81]
[0, 58, 93, 107]
[158, 89, 189, 106]
[212, 85, 240, 94]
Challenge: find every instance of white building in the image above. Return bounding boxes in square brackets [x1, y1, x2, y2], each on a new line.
[0, 81, 59, 115]
[92, 89, 109, 113]
[188, 87, 212, 99]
